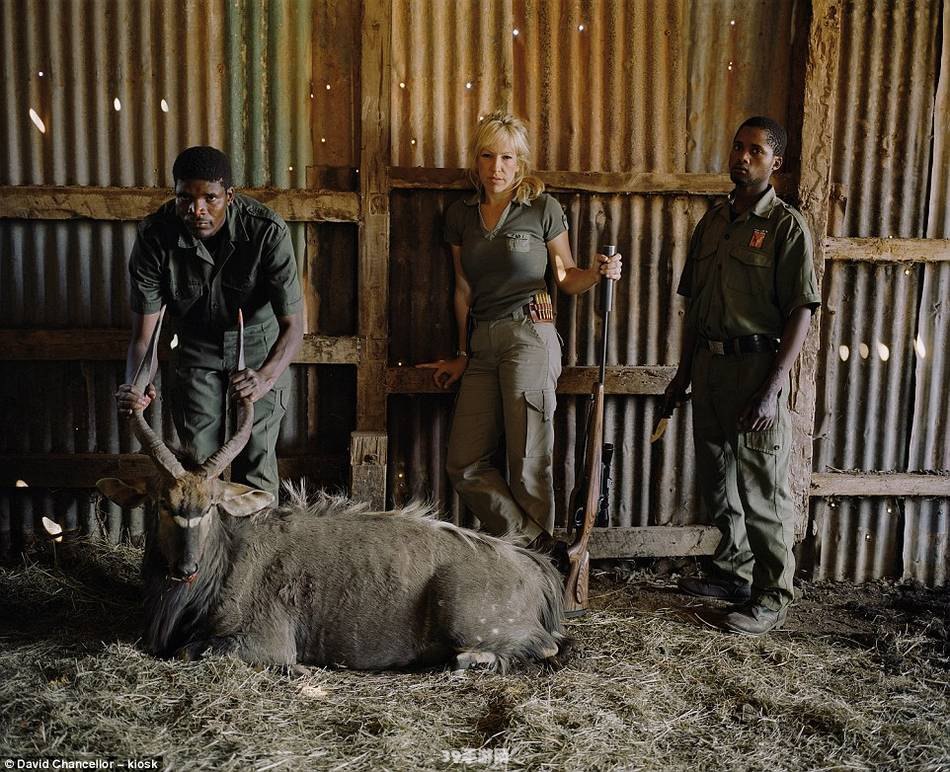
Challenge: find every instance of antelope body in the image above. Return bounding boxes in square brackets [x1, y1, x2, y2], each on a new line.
[98, 308, 567, 671]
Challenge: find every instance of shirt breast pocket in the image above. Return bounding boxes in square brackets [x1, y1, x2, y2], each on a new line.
[506, 233, 532, 253]
[222, 276, 256, 306]
[726, 247, 773, 297]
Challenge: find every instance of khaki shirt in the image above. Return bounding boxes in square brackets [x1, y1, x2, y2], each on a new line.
[129, 193, 302, 335]
[444, 192, 567, 320]
[677, 186, 820, 340]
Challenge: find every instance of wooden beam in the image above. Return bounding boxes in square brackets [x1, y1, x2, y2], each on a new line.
[386, 365, 675, 395]
[823, 237, 950, 263]
[0, 186, 360, 222]
[0, 454, 345, 488]
[791, 0, 842, 541]
[356, 0, 391, 433]
[390, 167, 797, 197]
[553, 526, 720, 558]
[349, 431, 387, 510]
[0, 329, 361, 364]
[810, 472, 950, 497]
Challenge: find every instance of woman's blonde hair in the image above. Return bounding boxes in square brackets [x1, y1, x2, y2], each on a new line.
[469, 111, 544, 204]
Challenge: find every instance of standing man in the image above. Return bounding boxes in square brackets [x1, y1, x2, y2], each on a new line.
[665, 117, 820, 635]
[115, 146, 303, 498]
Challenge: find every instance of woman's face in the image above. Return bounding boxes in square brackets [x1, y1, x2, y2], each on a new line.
[476, 140, 519, 197]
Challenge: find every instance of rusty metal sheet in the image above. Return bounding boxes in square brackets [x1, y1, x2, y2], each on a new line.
[831, 0, 941, 237]
[0, 0, 335, 188]
[686, 0, 800, 173]
[806, 498, 902, 582]
[813, 261, 919, 472]
[513, 0, 687, 173]
[391, 0, 512, 169]
[903, 499, 949, 586]
[926, 0, 950, 239]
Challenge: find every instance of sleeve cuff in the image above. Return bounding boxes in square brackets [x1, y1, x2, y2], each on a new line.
[271, 297, 303, 317]
[130, 297, 164, 315]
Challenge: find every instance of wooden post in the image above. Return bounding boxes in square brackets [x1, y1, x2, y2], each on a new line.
[793, 0, 842, 540]
[350, 431, 388, 512]
[352, 0, 392, 506]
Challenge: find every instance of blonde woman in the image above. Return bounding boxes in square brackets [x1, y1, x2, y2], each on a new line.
[420, 111, 622, 546]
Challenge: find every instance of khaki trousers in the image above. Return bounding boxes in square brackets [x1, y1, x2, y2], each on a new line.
[691, 347, 796, 610]
[446, 315, 562, 540]
[171, 320, 287, 499]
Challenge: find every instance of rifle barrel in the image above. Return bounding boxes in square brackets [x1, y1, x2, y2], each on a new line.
[599, 245, 616, 385]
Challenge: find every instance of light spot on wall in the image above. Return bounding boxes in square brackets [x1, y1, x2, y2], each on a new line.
[876, 342, 890, 361]
[838, 344, 850, 362]
[512, 28, 519, 36]
[858, 343, 869, 359]
[160, 99, 170, 113]
[170, 334, 179, 350]
[326, 83, 331, 90]
[28, 108, 46, 134]
[16, 480, 28, 487]
[399, 81, 406, 89]
[578, 24, 585, 31]
[113, 97, 122, 111]
[914, 335, 927, 359]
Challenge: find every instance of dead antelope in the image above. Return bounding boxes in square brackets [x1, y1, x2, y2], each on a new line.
[97, 309, 568, 671]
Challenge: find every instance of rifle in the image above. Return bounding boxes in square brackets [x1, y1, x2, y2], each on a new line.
[563, 245, 616, 616]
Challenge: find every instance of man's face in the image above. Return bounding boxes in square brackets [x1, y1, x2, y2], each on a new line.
[174, 179, 234, 239]
[729, 126, 783, 189]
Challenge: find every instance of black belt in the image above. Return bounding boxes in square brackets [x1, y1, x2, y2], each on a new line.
[702, 334, 779, 355]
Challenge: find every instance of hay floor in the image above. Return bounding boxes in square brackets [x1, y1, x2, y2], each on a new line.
[1, 541, 948, 771]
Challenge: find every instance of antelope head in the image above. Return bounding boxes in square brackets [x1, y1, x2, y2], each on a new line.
[97, 309, 273, 582]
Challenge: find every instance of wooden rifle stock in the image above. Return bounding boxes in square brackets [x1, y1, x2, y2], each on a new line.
[563, 381, 605, 614]
[563, 244, 615, 615]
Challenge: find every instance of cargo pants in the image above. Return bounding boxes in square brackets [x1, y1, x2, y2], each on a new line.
[446, 312, 562, 540]
[691, 346, 796, 610]
[171, 319, 287, 498]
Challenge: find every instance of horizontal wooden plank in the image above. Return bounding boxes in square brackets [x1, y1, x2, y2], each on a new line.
[823, 237, 950, 263]
[1, 454, 345, 488]
[554, 525, 720, 558]
[0, 330, 361, 365]
[0, 186, 360, 222]
[391, 168, 796, 196]
[386, 365, 675, 395]
[811, 472, 950, 497]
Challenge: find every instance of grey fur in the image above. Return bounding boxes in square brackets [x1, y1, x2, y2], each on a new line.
[142, 486, 568, 671]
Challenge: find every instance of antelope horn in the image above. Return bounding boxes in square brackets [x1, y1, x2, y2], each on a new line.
[200, 310, 254, 478]
[128, 307, 186, 480]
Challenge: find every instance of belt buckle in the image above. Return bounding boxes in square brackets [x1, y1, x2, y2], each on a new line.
[709, 340, 725, 356]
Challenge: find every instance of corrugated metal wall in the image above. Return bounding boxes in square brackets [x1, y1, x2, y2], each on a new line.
[808, 0, 949, 584]
[0, 0, 359, 553]
[2, 0, 948, 584]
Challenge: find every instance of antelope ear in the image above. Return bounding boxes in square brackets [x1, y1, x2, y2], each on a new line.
[97, 478, 149, 508]
[217, 483, 274, 518]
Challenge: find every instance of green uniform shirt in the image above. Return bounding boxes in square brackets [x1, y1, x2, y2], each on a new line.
[444, 192, 568, 320]
[677, 186, 820, 340]
[129, 193, 302, 334]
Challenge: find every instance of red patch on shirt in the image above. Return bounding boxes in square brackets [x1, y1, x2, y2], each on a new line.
[749, 229, 768, 249]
